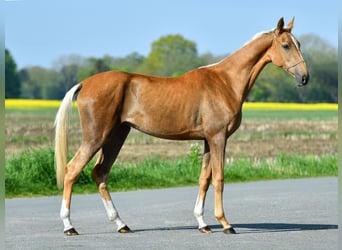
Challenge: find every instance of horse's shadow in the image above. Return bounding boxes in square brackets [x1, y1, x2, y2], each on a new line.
[133, 223, 338, 234]
[230, 223, 338, 234]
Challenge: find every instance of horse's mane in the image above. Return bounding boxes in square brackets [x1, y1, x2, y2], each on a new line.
[243, 29, 275, 47]
[199, 29, 275, 69]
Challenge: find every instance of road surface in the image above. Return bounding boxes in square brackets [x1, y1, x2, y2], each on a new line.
[5, 177, 338, 249]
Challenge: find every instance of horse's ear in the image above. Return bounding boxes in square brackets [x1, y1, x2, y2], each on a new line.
[275, 17, 284, 35]
[286, 17, 295, 32]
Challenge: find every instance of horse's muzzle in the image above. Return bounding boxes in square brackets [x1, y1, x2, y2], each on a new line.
[296, 72, 309, 87]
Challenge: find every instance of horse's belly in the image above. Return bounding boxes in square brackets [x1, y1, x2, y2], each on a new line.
[124, 116, 204, 140]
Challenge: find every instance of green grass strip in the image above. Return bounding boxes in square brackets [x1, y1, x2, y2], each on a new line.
[5, 148, 337, 198]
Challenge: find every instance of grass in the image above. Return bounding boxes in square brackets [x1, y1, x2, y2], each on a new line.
[5, 101, 337, 198]
[5, 146, 337, 198]
[224, 154, 337, 182]
[242, 109, 337, 121]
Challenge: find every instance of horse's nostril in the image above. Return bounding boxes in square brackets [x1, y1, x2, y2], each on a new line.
[296, 74, 309, 87]
[302, 74, 309, 85]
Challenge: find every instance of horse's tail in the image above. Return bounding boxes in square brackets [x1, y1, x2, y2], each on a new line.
[54, 83, 82, 189]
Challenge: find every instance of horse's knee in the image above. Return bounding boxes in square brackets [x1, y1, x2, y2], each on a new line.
[199, 177, 210, 191]
[212, 178, 224, 192]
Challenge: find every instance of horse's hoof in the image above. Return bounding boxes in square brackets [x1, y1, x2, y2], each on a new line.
[64, 228, 79, 236]
[223, 227, 237, 234]
[118, 225, 133, 233]
[199, 226, 212, 234]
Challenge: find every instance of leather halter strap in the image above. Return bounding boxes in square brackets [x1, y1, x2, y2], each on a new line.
[284, 60, 305, 72]
[273, 33, 304, 72]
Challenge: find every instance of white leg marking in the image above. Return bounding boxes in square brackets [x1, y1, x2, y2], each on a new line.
[193, 196, 207, 228]
[60, 200, 74, 231]
[102, 198, 126, 231]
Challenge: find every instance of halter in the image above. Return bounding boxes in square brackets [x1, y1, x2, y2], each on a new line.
[273, 32, 305, 73]
[283, 60, 305, 72]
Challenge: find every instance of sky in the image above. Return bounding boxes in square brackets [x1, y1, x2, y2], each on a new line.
[5, 0, 338, 69]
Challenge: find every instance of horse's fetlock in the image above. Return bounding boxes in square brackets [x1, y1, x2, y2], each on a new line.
[194, 208, 203, 218]
[215, 214, 224, 222]
[108, 214, 117, 221]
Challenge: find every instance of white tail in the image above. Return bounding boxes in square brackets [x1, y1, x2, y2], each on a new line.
[54, 84, 81, 189]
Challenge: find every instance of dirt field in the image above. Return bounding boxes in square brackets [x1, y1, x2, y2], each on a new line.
[5, 110, 337, 163]
[115, 120, 337, 162]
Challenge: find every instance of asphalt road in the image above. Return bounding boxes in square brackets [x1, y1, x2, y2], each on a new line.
[5, 177, 338, 250]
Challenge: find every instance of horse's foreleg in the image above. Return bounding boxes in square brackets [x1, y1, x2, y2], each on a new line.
[209, 135, 237, 234]
[92, 125, 132, 233]
[194, 140, 212, 233]
[61, 145, 97, 236]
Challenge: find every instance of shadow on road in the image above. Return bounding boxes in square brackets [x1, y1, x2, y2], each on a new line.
[232, 223, 338, 234]
[133, 223, 337, 234]
[134, 225, 198, 233]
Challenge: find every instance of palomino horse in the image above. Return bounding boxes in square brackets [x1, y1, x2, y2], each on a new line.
[55, 17, 309, 235]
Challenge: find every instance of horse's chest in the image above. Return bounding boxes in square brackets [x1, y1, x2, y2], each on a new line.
[226, 111, 242, 136]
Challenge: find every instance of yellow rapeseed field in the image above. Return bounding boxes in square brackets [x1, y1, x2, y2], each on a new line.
[5, 99, 338, 110]
[5, 99, 74, 109]
[242, 102, 337, 110]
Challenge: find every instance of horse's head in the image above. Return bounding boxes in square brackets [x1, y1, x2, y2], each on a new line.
[270, 17, 309, 87]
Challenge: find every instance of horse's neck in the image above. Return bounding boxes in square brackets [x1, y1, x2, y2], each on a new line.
[213, 32, 273, 103]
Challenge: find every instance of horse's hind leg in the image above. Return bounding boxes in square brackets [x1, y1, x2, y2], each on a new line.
[61, 141, 101, 235]
[92, 124, 132, 233]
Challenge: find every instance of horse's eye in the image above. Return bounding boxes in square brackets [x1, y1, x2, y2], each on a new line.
[282, 44, 290, 50]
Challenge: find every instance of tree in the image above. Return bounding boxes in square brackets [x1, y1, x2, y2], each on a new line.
[300, 34, 337, 102]
[51, 64, 80, 99]
[249, 64, 302, 102]
[138, 34, 201, 76]
[5, 49, 21, 98]
[77, 57, 111, 81]
[111, 52, 145, 73]
[19, 66, 56, 99]
[198, 52, 227, 67]
[50, 55, 84, 99]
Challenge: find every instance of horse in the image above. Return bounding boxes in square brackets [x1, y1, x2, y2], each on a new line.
[54, 17, 309, 236]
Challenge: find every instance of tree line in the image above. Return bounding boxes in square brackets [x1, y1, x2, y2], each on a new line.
[5, 33, 337, 103]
